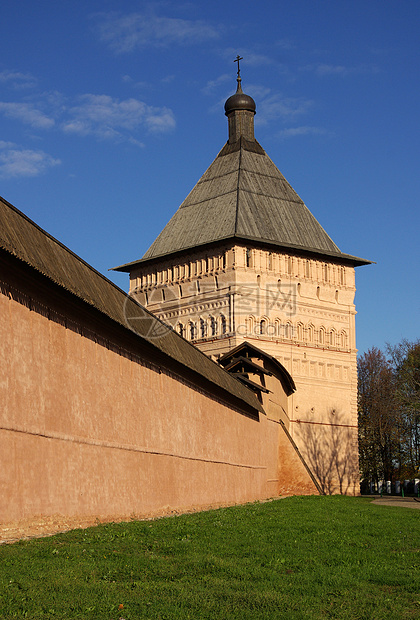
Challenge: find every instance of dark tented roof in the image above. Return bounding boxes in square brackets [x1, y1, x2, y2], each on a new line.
[0, 195, 262, 414]
[114, 137, 370, 271]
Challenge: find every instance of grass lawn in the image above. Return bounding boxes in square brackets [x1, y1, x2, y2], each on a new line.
[0, 495, 419, 619]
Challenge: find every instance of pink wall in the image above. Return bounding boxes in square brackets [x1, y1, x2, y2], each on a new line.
[0, 265, 318, 526]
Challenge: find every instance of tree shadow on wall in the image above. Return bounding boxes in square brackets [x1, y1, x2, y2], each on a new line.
[295, 409, 359, 495]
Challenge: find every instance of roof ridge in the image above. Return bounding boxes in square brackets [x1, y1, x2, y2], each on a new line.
[233, 139, 243, 235]
[237, 188, 304, 203]
[180, 189, 238, 209]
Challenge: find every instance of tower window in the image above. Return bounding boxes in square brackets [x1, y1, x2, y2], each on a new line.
[200, 318, 207, 339]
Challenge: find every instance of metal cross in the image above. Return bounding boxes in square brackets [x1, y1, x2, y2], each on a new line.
[234, 55, 243, 78]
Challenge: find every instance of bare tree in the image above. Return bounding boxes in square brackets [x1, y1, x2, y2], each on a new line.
[387, 340, 420, 478]
[358, 348, 399, 486]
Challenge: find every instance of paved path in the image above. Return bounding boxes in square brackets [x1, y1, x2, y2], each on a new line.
[364, 495, 420, 510]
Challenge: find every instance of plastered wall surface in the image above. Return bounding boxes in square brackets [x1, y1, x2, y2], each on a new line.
[0, 268, 318, 525]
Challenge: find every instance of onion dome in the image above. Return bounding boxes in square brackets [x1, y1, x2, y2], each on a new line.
[224, 78, 256, 116]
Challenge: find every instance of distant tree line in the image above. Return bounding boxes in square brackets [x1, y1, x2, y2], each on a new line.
[358, 339, 420, 488]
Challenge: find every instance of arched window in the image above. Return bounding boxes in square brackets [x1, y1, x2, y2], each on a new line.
[319, 327, 326, 345]
[339, 330, 348, 349]
[246, 249, 252, 267]
[307, 323, 314, 343]
[210, 316, 217, 336]
[247, 315, 255, 335]
[285, 322, 293, 339]
[200, 318, 207, 339]
[189, 322, 196, 340]
[260, 318, 268, 335]
[329, 329, 336, 347]
[177, 323, 184, 338]
[297, 322, 304, 341]
[220, 314, 227, 335]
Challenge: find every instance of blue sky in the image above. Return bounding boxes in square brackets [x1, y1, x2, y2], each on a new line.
[1, 0, 419, 356]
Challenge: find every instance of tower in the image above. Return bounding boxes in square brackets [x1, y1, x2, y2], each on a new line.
[114, 70, 370, 494]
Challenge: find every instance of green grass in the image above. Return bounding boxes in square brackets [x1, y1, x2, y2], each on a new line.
[0, 496, 419, 619]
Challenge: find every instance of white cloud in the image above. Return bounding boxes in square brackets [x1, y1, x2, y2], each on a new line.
[122, 75, 152, 90]
[275, 39, 297, 51]
[0, 70, 37, 89]
[247, 84, 272, 100]
[315, 64, 349, 76]
[302, 63, 380, 77]
[0, 140, 15, 149]
[278, 126, 328, 138]
[0, 102, 54, 129]
[0, 70, 175, 147]
[256, 94, 313, 126]
[202, 74, 231, 96]
[222, 48, 273, 68]
[61, 94, 175, 140]
[0, 142, 60, 178]
[94, 11, 220, 53]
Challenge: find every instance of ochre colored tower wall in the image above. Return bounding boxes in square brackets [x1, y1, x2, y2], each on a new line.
[0, 263, 319, 528]
[132, 243, 360, 494]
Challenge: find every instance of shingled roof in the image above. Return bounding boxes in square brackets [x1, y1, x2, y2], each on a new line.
[0, 195, 262, 414]
[114, 79, 369, 272]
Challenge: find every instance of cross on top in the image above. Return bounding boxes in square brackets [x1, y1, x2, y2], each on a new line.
[234, 55, 243, 78]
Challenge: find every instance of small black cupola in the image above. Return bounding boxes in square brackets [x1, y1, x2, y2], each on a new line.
[224, 55, 256, 144]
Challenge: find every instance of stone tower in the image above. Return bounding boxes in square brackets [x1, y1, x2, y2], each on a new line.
[114, 72, 370, 494]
